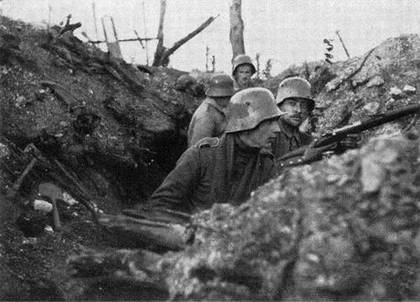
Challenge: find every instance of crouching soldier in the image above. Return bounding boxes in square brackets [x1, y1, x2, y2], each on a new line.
[149, 88, 282, 214]
[232, 54, 256, 92]
[272, 76, 315, 158]
[272, 76, 359, 161]
[187, 74, 234, 146]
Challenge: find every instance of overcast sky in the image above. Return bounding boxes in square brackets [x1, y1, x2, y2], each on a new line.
[3, 0, 420, 74]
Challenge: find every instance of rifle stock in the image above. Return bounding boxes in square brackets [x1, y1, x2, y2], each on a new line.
[277, 104, 420, 168]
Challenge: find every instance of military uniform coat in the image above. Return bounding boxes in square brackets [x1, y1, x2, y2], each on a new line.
[272, 119, 313, 159]
[150, 134, 276, 214]
[187, 97, 228, 147]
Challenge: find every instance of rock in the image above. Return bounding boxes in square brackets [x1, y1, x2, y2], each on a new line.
[62, 192, 78, 206]
[389, 86, 404, 99]
[360, 136, 403, 193]
[0, 142, 9, 158]
[33, 199, 53, 213]
[366, 75, 385, 88]
[15, 95, 27, 107]
[362, 101, 380, 114]
[315, 35, 420, 131]
[403, 84, 416, 94]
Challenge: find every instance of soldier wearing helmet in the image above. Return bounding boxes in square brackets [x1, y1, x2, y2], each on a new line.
[232, 54, 256, 92]
[272, 76, 315, 158]
[145, 88, 283, 214]
[175, 74, 205, 98]
[187, 74, 234, 146]
[272, 76, 359, 159]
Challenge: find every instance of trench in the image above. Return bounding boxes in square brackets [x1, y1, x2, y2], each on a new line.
[0, 126, 188, 300]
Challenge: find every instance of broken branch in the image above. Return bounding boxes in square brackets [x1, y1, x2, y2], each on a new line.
[153, 13, 218, 66]
[160, 15, 219, 65]
[6, 157, 37, 199]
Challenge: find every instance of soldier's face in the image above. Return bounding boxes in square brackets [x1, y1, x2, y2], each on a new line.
[239, 119, 280, 150]
[214, 96, 231, 108]
[235, 65, 253, 87]
[279, 98, 311, 127]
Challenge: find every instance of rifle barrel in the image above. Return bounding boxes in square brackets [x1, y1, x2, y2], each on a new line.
[277, 103, 420, 163]
[318, 104, 420, 147]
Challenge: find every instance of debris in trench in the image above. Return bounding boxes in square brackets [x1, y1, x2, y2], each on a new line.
[33, 199, 53, 213]
[15, 211, 48, 237]
[389, 86, 404, 99]
[403, 84, 416, 95]
[6, 157, 37, 200]
[366, 75, 385, 88]
[38, 182, 63, 231]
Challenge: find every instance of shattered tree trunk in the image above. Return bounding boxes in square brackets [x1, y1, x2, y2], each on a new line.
[153, 0, 167, 66]
[229, 0, 245, 60]
[155, 16, 218, 67]
[152, 0, 217, 67]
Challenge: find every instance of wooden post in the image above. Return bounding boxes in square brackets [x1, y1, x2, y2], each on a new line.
[110, 17, 119, 42]
[48, 4, 52, 31]
[142, 0, 150, 66]
[134, 30, 145, 49]
[101, 17, 108, 43]
[255, 53, 260, 78]
[92, 2, 99, 40]
[229, 0, 245, 60]
[153, 0, 167, 66]
[336, 30, 350, 59]
[205, 46, 209, 72]
[102, 16, 122, 58]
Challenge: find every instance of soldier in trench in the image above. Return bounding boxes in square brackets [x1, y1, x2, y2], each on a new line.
[271, 76, 315, 158]
[231, 54, 257, 92]
[272, 76, 359, 159]
[187, 74, 234, 147]
[142, 88, 283, 214]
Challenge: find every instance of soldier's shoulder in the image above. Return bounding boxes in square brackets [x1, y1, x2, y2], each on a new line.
[196, 137, 220, 148]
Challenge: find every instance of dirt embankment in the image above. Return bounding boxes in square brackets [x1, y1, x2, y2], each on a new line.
[1, 15, 420, 301]
[0, 16, 204, 300]
[69, 35, 420, 301]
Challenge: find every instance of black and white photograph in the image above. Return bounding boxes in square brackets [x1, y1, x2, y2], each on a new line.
[1, 0, 420, 300]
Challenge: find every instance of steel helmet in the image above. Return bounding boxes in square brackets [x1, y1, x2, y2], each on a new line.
[175, 74, 196, 91]
[206, 74, 234, 97]
[232, 54, 256, 76]
[275, 76, 315, 111]
[225, 87, 283, 133]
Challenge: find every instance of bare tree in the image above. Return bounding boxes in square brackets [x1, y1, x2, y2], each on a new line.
[153, 0, 218, 67]
[229, 0, 245, 60]
[153, 0, 167, 66]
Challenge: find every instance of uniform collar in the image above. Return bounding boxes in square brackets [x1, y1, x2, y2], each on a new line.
[233, 135, 274, 157]
[278, 118, 301, 139]
[206, 97, 228, 114]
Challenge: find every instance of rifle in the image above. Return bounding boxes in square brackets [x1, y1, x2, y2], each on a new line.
[277, 103, 420, 168]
